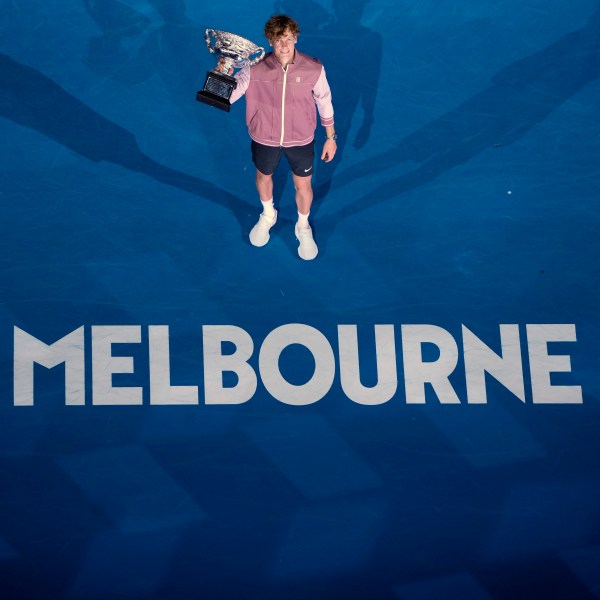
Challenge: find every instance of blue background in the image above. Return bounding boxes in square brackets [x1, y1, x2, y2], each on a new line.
[1, 0, 600, 598]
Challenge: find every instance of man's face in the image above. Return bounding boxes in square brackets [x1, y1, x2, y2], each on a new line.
[271, 29, 297, 66]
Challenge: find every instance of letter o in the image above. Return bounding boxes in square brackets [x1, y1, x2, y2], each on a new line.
[259, 324, 335, 405]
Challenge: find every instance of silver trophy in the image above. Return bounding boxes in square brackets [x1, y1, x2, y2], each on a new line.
[196, 29, 265, 112]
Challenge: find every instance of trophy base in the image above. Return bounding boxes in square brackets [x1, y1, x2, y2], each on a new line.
[196, 70, 238, 112]
[196, 90, 232, 112]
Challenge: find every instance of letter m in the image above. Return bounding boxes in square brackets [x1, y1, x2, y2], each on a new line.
[14, 327, 85, 406]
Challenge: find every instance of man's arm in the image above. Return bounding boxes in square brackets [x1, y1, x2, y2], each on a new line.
[322, 124, 337, 162]
[313, 67, 337, 162]
[229, 65, 250, 104]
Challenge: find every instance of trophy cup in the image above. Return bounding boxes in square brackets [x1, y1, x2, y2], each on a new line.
[196, 29, 265, 112]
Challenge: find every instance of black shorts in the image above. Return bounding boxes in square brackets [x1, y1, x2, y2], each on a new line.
[251, 140, 315, 177]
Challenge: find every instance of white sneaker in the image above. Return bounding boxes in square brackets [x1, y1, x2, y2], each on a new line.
[295, 223, 318, 260]
[249, 210, 277, 247]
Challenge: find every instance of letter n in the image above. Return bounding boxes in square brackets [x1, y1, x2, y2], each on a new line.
[463, 325, 526, 404]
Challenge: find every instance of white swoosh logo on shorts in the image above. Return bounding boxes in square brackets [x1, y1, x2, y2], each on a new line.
[304, 167, 312, 172]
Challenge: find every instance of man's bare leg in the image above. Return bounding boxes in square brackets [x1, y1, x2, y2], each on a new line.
[292, 172, 313, 217]
[249, 169, 277, 247]
[256, 169, 274, 205]
[292, 173, 318, 260]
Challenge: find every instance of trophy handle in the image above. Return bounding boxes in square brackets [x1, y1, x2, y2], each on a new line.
[246, 47, 266, 67]
[205, 28, 217, 54]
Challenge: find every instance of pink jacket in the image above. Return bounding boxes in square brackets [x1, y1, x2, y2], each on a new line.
[230, 51, 334, 147]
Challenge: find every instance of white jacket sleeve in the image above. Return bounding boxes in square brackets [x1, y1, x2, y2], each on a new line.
[312, 66, 334, 127]
[229, 65, 251, 104]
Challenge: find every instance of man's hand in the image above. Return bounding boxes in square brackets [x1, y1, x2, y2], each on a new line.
[217, 58, 234, 75]
[321, 139, 337, 162]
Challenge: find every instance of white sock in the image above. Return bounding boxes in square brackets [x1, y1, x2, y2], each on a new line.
[261, 198, 275, 219]
[297, 211, 309, 229]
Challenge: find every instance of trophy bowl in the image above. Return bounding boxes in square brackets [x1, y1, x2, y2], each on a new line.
[197, 29, 265, 112]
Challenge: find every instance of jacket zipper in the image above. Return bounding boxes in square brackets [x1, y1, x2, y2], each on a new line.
[280, 64, 288, 146]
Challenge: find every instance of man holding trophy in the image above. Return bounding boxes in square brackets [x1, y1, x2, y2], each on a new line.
[198, 15, 336, 260]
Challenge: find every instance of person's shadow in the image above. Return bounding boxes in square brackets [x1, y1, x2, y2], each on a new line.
[83, 0, 246, 179]
[82, 0, 154, 84]
[0, 52, 251, 232]
[274, 0, 382, 195]
[312, 0, 382, 197]
[318, 2, 600, 239]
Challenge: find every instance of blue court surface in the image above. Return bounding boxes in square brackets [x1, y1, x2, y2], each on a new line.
[1, 0, 600, 598]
